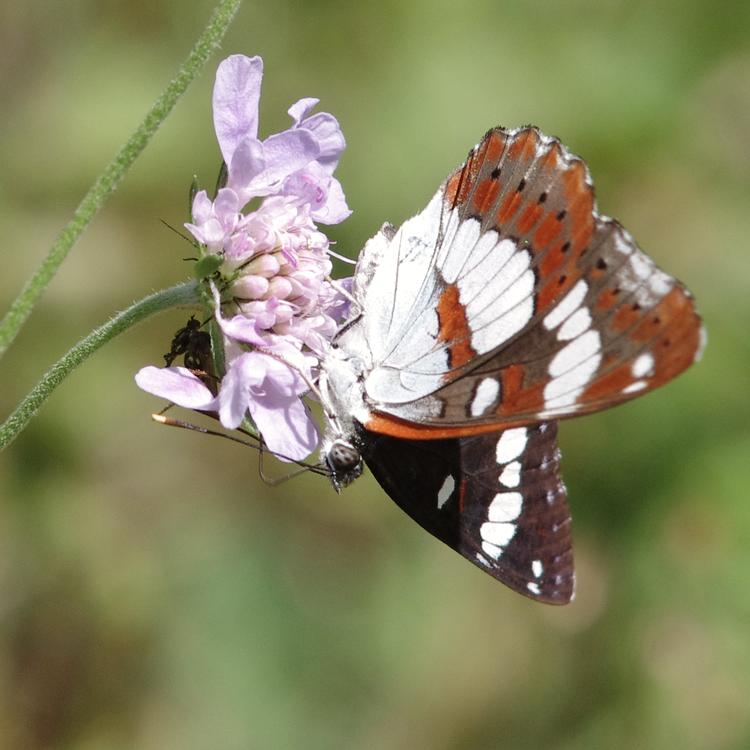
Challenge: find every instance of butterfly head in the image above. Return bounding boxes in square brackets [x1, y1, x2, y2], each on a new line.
[324, 437, 363, 492]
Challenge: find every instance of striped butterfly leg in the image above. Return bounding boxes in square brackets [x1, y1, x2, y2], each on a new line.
[354, 420, 574, 604]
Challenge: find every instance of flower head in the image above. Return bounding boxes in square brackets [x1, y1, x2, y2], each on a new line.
[136, 54, 352, 461]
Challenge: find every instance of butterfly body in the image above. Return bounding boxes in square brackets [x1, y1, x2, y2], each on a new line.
[320, 126, 704, 604]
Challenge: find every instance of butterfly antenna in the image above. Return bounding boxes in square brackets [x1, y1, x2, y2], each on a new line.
[151, 413, 329, 477]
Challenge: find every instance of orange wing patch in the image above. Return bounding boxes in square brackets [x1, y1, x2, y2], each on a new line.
[470, 177, 501, 215]
[437, 284, 476, 370]
[563, 160, 595, 254]
[496, 363, 545, 416]
[364, 412, 532, 440]
[444, 129, 508, 207]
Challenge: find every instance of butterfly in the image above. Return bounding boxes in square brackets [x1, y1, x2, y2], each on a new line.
[318, 126, 705, 604]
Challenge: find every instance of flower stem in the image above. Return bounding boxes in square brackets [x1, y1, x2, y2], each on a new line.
[0, 281, 202, 450]
[0, 0, 242, 359]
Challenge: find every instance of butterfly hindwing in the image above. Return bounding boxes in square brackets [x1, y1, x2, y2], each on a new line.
[354, 420, 574, 604]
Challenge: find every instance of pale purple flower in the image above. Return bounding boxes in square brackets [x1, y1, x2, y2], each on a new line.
[138, 53, 354, 463]
[217, 341, 319, 461]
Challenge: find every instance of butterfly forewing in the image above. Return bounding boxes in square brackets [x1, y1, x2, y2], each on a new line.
[352, 126, 703, 437]
[354, 420, 574, 604]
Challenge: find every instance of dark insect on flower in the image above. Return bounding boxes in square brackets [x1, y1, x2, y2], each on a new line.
[163, 316, 212, 371]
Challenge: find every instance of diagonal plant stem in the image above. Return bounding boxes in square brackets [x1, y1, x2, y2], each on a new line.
[0, 281, 202, 450]
[0, 0, 241, 359]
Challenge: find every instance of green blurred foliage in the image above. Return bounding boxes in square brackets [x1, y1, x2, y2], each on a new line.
[1, 1, 749, 748]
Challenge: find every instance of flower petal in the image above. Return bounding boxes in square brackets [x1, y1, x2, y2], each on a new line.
[250, 129, 320, 191]
[258, 350, 308, 395]
[228, 138, 266, 201]
[248, 391, 319, 461]
[218, 313, 269, 346]
[213, 187, 241, 218]
[298, 111, 346, 172]
[217, 353, 263, 428]
[311, 175, 351, 224]
[213, 54, 263, 164]
[288, 97, 320, 125]
[191, 190, 213, 223]
[135, 366, 218, 410]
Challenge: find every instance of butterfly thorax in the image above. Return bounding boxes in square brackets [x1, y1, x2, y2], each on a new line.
[319, 345, 370, 490]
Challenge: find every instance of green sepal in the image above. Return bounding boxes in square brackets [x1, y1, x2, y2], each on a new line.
[194, 253, 223, 280]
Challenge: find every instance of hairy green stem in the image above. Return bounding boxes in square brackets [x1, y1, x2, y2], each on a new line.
[0, 281, 202, 450]
[0, 0, 241, 358]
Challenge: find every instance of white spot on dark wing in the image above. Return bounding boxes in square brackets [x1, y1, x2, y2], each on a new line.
[557, 306, 592, 341]
[471, 295, 535, 356]
[470, 378, 500, 417]
[543, 357, 602, 410]
[457, 235, 514, 302]
[495, 427, 528, 464]
[475, 551, 492, 567]
[437, 475, 455, 509]
[543, 330, 602, 409]
[498, 460, 521, 487]
[623, 380, 647, 394]
[467, 250, 535, 355]
[527, 581, 541, 595]
[480, 521, 516, 548]
[532, 559, 543, 578]
[649, 270, 673, 296]
[488, 492, 523, 522]
[463, 245, 529, 313]
[543, 280, 588, 330]
[632, 352, 655, 378]
[616, 251, 672, 307]
[481, 541, 504, 560]
[549, 330, 601, 377]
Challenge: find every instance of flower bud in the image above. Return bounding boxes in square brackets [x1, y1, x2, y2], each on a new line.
[272, 303, 294, 324]
[273, 250, 293, 270]
[244, 254, 281, 277]
[267, 277, 294, 300]
[231, 275, 269, 299]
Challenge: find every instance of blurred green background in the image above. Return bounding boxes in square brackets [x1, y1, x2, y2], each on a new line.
[1, 1, 749, 748]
